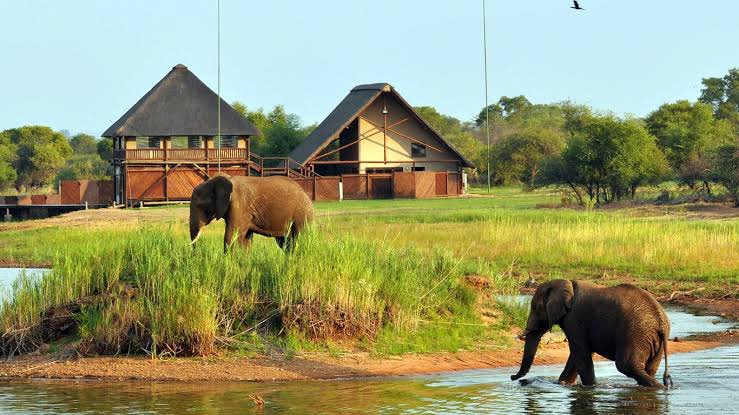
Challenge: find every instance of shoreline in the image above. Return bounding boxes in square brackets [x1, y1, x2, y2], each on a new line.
[0, 335, 733, 383]
[1, 296, 735, 384]
[2, 263, 736, 383]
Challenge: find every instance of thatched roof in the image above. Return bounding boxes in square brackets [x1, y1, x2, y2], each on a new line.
[289, 83, 473, 168]
[103, 64, 259, 137]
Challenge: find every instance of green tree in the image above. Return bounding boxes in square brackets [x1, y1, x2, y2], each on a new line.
[645, 100, 734, 190]
[474, 99, 568, 184]
[709, 143, 739, 205]
[0, 133, 17, 190]
[57, 154, 112, 181]
[231, 101, 247, 118]
[69, 133, 98, 154]
[474, 95, 532, 126]
[491, 128, 565, 187]
[231, 101, 308, 156]
[540, 113, 668, 204]
[415, 106, 484, 173]
[699, 68, 739, 129]
[1, 126, 72, 190]
[262, 105, 307, 156]
[97, 139, 114, 160]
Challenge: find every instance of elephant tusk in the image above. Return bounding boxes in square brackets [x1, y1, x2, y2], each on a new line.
[190, 229, 203, 245]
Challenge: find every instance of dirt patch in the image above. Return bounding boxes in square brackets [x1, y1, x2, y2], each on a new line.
[0, 206, 190, 233]
[281, 300, 379, 340]
[463, 275, 491, 291]
[615, 202, 739, 220]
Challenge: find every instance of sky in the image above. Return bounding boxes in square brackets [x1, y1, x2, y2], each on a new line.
[0, 0, 737, 136]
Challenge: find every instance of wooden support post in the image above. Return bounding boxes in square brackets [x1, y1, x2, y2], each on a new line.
[163, 138, 169, 201]
[383, 94, 387, 164]
[312, 176, 317, 201]
[164, 164, 169, 201]
[125, 164, 130, 208]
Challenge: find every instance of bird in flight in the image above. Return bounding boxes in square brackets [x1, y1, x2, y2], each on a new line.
[571, 1, 585, 10]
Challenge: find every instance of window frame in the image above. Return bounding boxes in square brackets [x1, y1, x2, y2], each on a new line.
[411, 142, 427, 158]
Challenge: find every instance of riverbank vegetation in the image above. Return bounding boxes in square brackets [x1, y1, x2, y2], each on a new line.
[0, 227, 520, 358]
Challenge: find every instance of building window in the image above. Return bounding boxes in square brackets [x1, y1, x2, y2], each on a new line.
[171, 136, 203, 149]
[411, 142, 427, 158]
[136, 136, 160, 148]
[213, 135, 238, 148]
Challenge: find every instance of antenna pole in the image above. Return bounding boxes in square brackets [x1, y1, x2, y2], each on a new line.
[217, 0, 221, 172]
[482, 0, 491, 193]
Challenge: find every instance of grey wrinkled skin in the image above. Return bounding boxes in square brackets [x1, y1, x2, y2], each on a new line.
[189, 173, 314, 253]
[511, 279, 672, 388]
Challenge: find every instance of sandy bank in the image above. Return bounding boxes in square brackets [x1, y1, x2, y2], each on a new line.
[0, 331, 734, 383]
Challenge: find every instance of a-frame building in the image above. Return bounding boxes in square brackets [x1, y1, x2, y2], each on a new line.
[289, 83, 473, 177]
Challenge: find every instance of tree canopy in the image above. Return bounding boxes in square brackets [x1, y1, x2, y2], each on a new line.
[539, 114, 668, 204]
[699, 68, 739, 129]
[69, 133, 98, 154]
[645, 100, 733, 190]
[0, 126, 73, 191]
[232, 101, 313, 157]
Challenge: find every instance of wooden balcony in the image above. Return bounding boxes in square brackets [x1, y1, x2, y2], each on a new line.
[114, 148, 248, 162]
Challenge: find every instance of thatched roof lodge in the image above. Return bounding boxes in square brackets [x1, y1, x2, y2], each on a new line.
[104, 64, 260, 205]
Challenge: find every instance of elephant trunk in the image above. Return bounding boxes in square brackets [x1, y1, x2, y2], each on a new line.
[511, 329, 545, 381]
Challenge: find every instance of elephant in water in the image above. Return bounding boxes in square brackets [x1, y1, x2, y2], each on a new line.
[189, 174, 314, 252]
[511, 279, 672, 388]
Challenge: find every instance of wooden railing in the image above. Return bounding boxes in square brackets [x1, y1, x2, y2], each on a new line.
[248, 154, 319, 178]
[114, 148, 248, 161]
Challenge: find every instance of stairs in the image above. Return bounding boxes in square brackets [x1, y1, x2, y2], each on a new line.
[249, 154, 319, 179]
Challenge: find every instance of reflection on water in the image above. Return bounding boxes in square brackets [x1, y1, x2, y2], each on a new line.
[0, 272, 735, 414]
[0, 268, 47, 296]
[0, 346, 736, 414]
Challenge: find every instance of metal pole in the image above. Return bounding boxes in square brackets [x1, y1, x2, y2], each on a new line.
[482, 0, 491, 193]
[217, 0, 222, 172]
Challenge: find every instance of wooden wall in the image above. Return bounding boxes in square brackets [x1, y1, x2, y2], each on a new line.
[293, 171, 462, 202]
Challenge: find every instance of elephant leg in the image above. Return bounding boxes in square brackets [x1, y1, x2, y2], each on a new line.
[277, 224, 298, 252]
[574, 353, 596, 386]
[238, 230, 254, 249]
[276, 236, 286, 249]
[558, 355, 579, 385]
[645, 346, 663, 377]
[616, 359, 662, 387]
[223, 222, 236, 253]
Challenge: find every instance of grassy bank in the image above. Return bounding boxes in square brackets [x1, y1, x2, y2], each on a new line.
[0, 228, 520, 358]
[0, 187, 737, 296]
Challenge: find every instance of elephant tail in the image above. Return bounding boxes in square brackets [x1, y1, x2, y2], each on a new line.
[660, 329, 673, 388]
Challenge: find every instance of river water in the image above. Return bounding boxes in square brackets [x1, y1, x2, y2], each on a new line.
[0, 269, 736, 414]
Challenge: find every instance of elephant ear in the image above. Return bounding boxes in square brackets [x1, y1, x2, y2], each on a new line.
[545, 280, 574, 330]
[211, 175, 233, 220]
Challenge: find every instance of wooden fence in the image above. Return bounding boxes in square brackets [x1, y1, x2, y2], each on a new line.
[294, 171, 463, 201]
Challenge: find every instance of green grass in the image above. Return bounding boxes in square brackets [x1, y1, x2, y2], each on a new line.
[1, 186, 736, 293]
[0, 227, 517, 357]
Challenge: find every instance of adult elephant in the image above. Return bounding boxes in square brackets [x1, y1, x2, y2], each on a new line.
[189, 173, 314, 252]
[511, 279, 672, 388]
